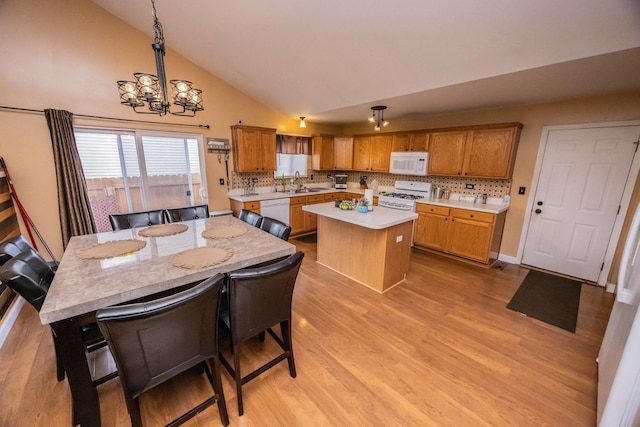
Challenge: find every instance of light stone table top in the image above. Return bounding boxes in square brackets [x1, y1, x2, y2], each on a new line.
[302, 202, 418, 229]
[39, 215, 295, 324]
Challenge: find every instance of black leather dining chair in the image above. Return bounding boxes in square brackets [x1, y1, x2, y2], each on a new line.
[165, 204, 210, 223]
[219, 251, 304, 415]
[259, 217, 292, 241]
[0, 252, 114, 386]
[0, 235, 58, 270]
[238, 209, 263, 228]
[96, 274, 229, 427]
[108, 209, 165, 231]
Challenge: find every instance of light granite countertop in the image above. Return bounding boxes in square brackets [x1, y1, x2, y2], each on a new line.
[302, 202, 418, 229]
[39, 215, 295, 324]
[416, 197, 510, 214]
[229, 186, 510, 214]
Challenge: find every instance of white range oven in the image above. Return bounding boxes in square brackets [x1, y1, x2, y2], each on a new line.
[378, 181, 432, 212]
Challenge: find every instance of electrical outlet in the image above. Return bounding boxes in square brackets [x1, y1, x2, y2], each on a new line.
[310, 173, 314, 180]
[465, 184, 475, 189]
[219, 178, 225, 185]
[518, 186, 526, 195]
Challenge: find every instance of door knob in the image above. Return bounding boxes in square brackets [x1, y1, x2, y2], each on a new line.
[535, 209, 542, 214]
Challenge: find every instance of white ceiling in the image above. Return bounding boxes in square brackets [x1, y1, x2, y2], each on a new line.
[92, 0, 640, 125]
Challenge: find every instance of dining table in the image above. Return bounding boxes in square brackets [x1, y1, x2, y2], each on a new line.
[39, 215, 296, 427]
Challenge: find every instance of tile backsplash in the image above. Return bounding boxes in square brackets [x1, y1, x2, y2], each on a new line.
[232, 171, 511, 198]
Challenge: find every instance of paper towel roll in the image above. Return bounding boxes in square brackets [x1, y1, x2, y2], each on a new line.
[364, 189, 374, 211]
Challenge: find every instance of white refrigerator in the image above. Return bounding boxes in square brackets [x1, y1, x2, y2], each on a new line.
[598, 204, 640, 426]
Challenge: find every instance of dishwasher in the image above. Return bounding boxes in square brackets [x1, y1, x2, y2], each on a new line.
[260, 198, 290, 225]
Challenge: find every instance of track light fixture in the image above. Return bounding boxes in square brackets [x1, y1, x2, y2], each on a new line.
[117, 0, 203, 116]
[368, 106, 389, 131]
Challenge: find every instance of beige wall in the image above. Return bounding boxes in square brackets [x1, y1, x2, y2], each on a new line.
[344, 91, 640, 258]
[0, 0, 338, 259]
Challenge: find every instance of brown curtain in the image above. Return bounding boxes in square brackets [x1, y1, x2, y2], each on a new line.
[45, 109, 96, 248]
[276, 135, 311, 154]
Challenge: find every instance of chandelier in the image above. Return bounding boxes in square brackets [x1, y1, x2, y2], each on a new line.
[368, 106, 389, 131]
[117, 0, 203, 117]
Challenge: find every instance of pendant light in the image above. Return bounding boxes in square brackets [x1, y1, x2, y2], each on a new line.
[299, 116, 307, 128]
[117, 0, 204, 117]
[368, 106, 389, 131]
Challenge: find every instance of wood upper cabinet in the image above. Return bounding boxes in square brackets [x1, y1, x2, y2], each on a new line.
[428, 131, 468, 176]
[392, 132, 429, 152]
[230, 125, 277, 172]
[370, 135, 392, 171]
[312, 135, 335, 170]
[352, 136, 371, 170]
[334, 137, 353, 170]
[428, 123, 521, 179]
[462, 126, 521, 179]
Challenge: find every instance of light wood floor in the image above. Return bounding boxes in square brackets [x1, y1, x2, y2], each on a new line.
[0, 238, 614, 426]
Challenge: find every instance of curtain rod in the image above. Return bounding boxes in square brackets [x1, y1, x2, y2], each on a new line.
[0, 105, 210, 129]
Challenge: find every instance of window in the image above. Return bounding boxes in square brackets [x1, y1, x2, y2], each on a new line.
[75, 128, 207, 232]
[275, 134, 310, 178]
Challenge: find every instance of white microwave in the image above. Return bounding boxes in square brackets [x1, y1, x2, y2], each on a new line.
[389, 152, 429, 176]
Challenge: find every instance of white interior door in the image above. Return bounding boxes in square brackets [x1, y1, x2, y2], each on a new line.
[522, 126, 640, 282]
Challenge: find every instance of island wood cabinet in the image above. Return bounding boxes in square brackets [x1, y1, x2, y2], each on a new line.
[413, 203, 506, 265]
[352, 135, 392, 171]
[230, 125, 277, 172]
[427, 123, 522, 179]
[312, 135, 335, 170]
[391, 132, 429, 152]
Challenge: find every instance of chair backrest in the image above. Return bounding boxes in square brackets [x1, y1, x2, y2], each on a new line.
[165, 205, 209, 223]
[96, 274, 225, 398]
[227, 251, 304, 343]
[0, 250, 55, 311]
[238, 209, 263, 228]
[109, 209, 165, 231]
[260, 217, 292, 241]
[0, 235, 34, 265]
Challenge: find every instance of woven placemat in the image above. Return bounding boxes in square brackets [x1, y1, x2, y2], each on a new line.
[201, 225, 248, 240]
[76, 239, 147, 260]
[138, 223, 188, 237]
[171, 246, 234, 269]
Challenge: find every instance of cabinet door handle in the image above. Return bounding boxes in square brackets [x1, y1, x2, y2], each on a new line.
[470, 214, 474, 218]
[535, 209, 542, 214]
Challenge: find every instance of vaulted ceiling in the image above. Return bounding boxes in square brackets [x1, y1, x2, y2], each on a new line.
[92, 0, 640, 124]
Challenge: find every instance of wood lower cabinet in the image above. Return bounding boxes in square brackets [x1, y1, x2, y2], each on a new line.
[413, 204, 449, 251]
[414, 203, 506, 265]
[229, 200, 260, 218]
[289, 196, 307, 235]
[290, 193, 344, 236]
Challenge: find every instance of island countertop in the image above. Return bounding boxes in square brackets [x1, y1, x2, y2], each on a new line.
[302, 202, 417, 229]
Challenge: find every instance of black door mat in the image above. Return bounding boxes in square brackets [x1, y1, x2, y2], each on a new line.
[293, 233, 317, 244]
[507, 269, 582, 333]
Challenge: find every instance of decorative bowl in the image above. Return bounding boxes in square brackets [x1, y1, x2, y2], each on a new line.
[357, 205, 368, 213]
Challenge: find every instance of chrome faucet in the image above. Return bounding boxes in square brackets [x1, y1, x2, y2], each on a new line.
[294, 170, 302, 191]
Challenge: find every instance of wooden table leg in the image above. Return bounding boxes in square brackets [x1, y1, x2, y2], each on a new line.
[51, 317, 101, 427]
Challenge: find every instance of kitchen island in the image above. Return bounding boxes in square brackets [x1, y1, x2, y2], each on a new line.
[302, 202, 417, 293]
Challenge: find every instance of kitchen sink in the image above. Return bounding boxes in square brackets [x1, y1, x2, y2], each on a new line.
[295, 187, 325, 193]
